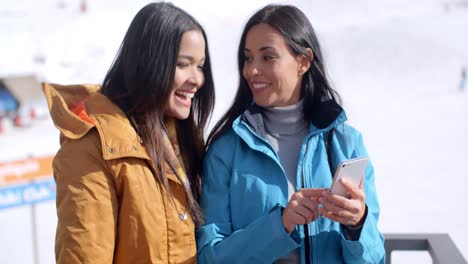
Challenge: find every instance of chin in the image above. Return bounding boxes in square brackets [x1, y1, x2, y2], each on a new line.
[253, 98, 271, 108]
[174, 111, 191, 120]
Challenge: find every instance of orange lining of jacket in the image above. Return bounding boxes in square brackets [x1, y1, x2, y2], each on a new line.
[69, 99, 94, 125]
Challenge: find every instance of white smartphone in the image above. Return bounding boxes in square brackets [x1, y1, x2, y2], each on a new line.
[330, 157, 369, 197]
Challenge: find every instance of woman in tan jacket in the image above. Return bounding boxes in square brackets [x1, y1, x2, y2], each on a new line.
[43, 2, 214, 263]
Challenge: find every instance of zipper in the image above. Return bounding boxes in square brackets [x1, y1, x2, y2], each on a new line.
[301, 134, 324, 264]
[239, 120, 321, 264]
[301, 137, 312, 264]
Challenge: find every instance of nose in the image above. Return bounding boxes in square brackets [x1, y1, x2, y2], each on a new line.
[243, 62, 261, 78]
[189, 69, 205, 89]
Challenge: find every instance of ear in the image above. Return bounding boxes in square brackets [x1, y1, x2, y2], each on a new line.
[298, 48, 313, 76]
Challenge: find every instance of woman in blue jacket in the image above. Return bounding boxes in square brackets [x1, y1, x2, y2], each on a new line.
[197, 4, 385, 264]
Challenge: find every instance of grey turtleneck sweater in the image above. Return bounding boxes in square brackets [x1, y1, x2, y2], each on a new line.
[262, 100, 308, 200]
[262, 100, 308, 264]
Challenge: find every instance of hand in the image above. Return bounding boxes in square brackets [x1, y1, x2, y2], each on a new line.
[282, 188, 324, 233]
[319, 178, 366, 227]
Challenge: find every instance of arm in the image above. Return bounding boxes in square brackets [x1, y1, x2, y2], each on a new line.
[196, 145, 300, 264]
[54, 135, 118, 264]
[339, 132, 385, 264]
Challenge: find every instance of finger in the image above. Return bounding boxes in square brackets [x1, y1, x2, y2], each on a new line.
[321, 194, 360, 219]
[300, 196, 318, 212]
[306, 201, 320, 222]
[283, 207, 306, 228]
[327, 194, 348, 209]
[290, 192, 304, 202]
[294, 204, 315, 223]
[325, 193, 356, 211]
[340, 178, 365, 200]
[324, 187, 366, 216]
[332, 197, 362, 215]
[288, 208, 309, 225]
[319, 196, 344, 213]
[319, 205, 353, 222]
[300, 188, 327, 198]
[319, 207, 350, 224]
[311, 203, 320, 221]
[320, 193, 366, 225]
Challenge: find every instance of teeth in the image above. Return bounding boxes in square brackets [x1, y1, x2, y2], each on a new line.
[175, 91, 195, 99]
[252, 83, 269, 89]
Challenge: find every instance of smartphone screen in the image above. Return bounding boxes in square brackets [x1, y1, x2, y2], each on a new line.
[330, 157, 369, 197]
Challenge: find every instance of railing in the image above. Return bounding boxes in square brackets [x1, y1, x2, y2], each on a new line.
[384, 233, 467, 264]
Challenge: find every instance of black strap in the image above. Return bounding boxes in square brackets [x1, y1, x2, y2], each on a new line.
[326, 128, 335, 175]
[304, 128, 335, 264]
[304, 225, 311, 264]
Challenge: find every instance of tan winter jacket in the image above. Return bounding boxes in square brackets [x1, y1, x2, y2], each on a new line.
[43, 83, 196, 264]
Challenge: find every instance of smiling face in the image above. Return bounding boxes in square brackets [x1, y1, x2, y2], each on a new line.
[165, 29, 206, 120]
[243, 23, 308, 107]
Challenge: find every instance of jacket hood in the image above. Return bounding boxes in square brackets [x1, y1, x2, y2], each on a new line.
[43, 83, 149, 161]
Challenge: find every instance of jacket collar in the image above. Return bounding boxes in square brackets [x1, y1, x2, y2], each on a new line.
[237, 99, 347, 138]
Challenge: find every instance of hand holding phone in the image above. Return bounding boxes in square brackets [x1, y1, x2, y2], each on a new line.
[330, 157, 369, 197]
[282, 188, 324, 233]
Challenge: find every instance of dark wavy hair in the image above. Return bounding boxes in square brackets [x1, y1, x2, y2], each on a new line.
[101, 2, 215, 226]
[207, 4, 340, 146]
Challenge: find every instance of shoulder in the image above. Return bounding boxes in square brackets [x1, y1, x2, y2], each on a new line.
[207, 128, 239, 154]
[332, 123, 367, 157]
[334, 123, 363, 141]
[51, 129, 120, 192]
[58, 128, 102, 154]
[204, 128, 240, 168]
[54, 129, 105, 170]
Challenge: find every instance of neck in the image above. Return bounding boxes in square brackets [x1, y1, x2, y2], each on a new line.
[261, 100, 307, 135]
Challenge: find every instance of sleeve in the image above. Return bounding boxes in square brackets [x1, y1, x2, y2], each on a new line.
[53, 136, 118, 264]
[196, 143, 300, 264]
[340, 131, 386, 264]
[343, 205, 367, 241]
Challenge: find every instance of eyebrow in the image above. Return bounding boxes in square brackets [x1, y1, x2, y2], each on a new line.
[244, 46, 276, 52]
[178, 55, 205, 62]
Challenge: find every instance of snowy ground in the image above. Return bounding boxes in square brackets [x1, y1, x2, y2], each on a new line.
[1, 0, 467, 263]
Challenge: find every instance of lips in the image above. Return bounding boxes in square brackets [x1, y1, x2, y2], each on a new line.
[250, 81, 271, 94]
[174, 89, 195, 107]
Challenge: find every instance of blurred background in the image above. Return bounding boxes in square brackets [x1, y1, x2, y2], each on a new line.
[1, 0, 467, 263]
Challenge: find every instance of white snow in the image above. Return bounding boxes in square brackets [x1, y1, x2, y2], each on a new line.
[1, 0, 467, 263]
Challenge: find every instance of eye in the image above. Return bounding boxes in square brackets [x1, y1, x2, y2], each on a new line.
[176, 62, 189, 68]
[263, 55, 275, 61]
[197, 64, 205, 71]
[243, 55, 252, 63]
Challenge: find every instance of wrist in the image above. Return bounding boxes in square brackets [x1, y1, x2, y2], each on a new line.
[349, 204, 368, 228]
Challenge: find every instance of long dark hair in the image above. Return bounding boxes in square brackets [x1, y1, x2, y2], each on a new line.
[207, 4, 340, 146]
[101, 2, 214, 225]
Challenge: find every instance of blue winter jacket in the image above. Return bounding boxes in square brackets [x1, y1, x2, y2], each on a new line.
[197, 102, 385, 264]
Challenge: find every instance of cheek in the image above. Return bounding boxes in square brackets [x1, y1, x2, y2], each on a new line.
[173, 72, 184, 89]
[242, 65, 248, 79]
[276, 65, 298, 84]
[200, 72, 205, 86]
[270, 67, 287, 86]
